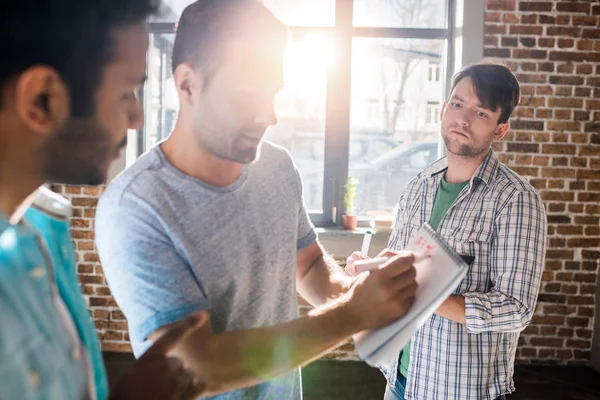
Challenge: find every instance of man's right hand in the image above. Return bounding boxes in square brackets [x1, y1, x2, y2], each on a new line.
[109, 311, 208, 400]
[343, 253, 418, 331]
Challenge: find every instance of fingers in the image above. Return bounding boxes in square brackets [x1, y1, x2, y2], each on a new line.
[345, 251, 368, 276]
[378, 253, 415, 278]
[143, 311, 208, 358]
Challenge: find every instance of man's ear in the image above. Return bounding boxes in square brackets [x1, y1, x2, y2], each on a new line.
[173, 62, 205, 106]
[14, 66, 69, 135]
[493, 122, 510, 142]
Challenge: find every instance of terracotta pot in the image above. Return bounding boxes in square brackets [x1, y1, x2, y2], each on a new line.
[342, 214, 358, 230]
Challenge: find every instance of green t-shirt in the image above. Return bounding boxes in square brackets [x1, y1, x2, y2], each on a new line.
[398, 175, 469, 378]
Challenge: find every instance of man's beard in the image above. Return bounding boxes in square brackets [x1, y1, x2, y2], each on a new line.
[40, 118, 118, 186]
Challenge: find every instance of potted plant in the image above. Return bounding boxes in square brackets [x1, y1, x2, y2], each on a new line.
[342, 176, 358, 230]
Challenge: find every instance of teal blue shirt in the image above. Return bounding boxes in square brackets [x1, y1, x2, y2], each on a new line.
[0, 192, 108, 400]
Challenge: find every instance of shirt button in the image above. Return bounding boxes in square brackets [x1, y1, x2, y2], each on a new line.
[71, 347, 81, 360]
[28, 371, 41, 387]
[29, 267, 46, 279]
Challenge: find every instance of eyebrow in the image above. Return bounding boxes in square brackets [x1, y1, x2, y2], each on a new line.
[450, 94, 490, 110]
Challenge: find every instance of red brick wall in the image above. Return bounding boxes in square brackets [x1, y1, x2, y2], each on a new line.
[484, 0, 599, 365]
[56, 0, 599, 365]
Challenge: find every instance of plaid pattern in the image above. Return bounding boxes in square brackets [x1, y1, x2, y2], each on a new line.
[383, 149, 547, 400]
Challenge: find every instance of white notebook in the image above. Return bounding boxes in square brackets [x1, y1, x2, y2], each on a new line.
[353, 223, 469, 366]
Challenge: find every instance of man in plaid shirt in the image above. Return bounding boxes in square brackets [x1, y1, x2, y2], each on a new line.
[382, 63, 548, 400]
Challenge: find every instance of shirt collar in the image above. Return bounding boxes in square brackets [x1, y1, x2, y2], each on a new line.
[420, 148, 499, 187]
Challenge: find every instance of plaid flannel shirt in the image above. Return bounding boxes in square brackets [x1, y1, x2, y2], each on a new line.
[381, 149, 547, 400]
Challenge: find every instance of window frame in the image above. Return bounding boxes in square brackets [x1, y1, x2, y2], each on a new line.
[139, 0, 458, 227]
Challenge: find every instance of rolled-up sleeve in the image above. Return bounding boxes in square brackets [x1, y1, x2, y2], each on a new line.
[464, 190, 547, 333]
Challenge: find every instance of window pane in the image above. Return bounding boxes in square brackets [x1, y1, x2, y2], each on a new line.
[150, 0, 335, 26]
[143, 33, 178, 152]
[266, 35, 331, 213]
[353, 0, 447, 28]
[349, 38, 444, 218]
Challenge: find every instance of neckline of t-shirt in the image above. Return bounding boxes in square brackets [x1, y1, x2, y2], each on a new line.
[154, 144, 249, 193]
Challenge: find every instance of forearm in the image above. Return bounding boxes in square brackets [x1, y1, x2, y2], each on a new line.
[297, 254, 353, 306]
[176, 299, 360, 396]
[435, 295, 466, 324]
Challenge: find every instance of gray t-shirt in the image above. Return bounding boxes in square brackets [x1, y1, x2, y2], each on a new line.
[95, 141, 317, 400]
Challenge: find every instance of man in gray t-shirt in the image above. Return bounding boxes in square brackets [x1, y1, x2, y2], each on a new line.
[96, 1, 419, 399]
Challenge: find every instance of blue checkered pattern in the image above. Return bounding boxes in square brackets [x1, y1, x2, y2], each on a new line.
[382, 150, 547, 400]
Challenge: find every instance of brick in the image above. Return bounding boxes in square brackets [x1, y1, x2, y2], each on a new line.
[575, 87, 592, 97]
[557, 226, 583, 235]
[94, 310, 110, 320]
[77, 264, 94, 274]
[84, 209, 96, 218]
[570, 133, 588, 144]
[520, 14, 537, 24]
[572, 16, 598, 27]
[96, 287, 112, 296]
[71, 197, 98, 207]
[573, 273, 598, 283]
[487, 0, 516, 11]
[568, 204, 584, 214]
[520, 348, 537, 358]
[535, 108, 552, 119]
[541, 144, 577, 155]
[567, 238, 600, 247]
[77, 241, 95, 251]
[64, 186, 82, 195]
[537, 37, 555, 48]
[578, 307, 594, 318]
[80, 275, 104, 285]
[519, 1, 552, 12]
[506, 142, 539, 153]
[533, 156, 549, 166]
[567, 296, 594, 306]
[546, 216, 572, 224]
[530, 338, 564, 347]
[535, 85, 553, 96]
[557, 38, 574, 49]
[538, 15, 555, 24]
[547, 97, 583, 108]
[573, 110, 591, 121]
[538, 349, 556, 359]
[570, 181, 585, 190]
[71, 230, 94, 240]
[574, 216, 599, 225]
[566, 339, 591, 349]
[573, 350, 591, 360]
[544, 282, 561, 292]
[486, 12, 501, 22]
[558, 328, 574, 338]
[519, 37, 536, 47]
[82, 186, 104, 196]
[546, 27, 582, 38]
[89, 297, 118, 307]
[547, 121, 580, 131]
[513, 49, 547, 59]
[71, 219, 90, 229]
[501, 37, 518, 47]
[485, 24, 506, 35]
[550, 75, 583, 86]
[576, 169, 600, 180]
[537, 294, 566, 304]
[101, 343, 132, 353]
[577, 40, 594, 51]
[548, 203, 565, 212]
[548, 51, 587, 62]
[556, 349, 573, 360]
[556, 2, 591, 13]
[549, 238, 566, 247]
[576, 64, 593, 75]
[544, 305, 576, 315]
[485, 36, 499, 46]
[580, 285, 596, 295]
[551, 132, 569, 142]
[484, 48, 510, 58]
[582, 28, 600, 39]
[517, 74, 547, 84]
[83, 253, 100, 262]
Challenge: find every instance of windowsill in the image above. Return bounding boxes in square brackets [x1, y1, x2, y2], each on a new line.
[315, 227, 392, 238]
